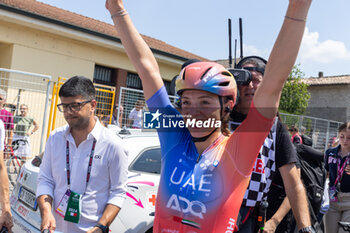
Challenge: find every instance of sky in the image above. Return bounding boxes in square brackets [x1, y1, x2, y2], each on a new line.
[37, 0, 350, 78]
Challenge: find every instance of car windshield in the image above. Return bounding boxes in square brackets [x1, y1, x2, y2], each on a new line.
[129, 147, 161, 174]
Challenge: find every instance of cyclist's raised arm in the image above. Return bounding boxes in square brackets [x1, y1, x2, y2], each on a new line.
[253, 0, 312, 119]
[106, 0, 163, 100]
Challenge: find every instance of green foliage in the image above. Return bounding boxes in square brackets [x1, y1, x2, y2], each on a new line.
[279, 64, 310, 115]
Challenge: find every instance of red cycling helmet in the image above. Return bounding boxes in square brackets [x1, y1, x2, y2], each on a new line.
[175, 62, 237, 102]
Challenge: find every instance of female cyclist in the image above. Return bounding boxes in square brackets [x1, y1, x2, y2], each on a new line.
[106, 0, 312, 232]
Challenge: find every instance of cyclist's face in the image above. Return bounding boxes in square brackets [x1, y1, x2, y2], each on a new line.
[59, 96, 96, 130]
[181, 90, 221, 137]
[339, 129, 350, 151]
[237, 63, 263, 110]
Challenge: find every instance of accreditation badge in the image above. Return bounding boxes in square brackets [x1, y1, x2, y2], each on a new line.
[64, 190, 82, 224]
[329, 186, 338, 202]
[55, 189, 71, 217]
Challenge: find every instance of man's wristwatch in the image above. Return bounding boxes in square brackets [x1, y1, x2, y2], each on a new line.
[94, 223, 109, 233]
[298, 226, 316, 233]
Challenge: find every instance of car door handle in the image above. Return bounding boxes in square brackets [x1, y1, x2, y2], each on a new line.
[149, 212, 155, 216]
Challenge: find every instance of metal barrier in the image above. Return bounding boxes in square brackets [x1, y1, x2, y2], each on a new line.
[0, 68, 52, 157]
[280, 112, 342, 151]
[47, 77, 116, 137]
[116, 87, 177, 128]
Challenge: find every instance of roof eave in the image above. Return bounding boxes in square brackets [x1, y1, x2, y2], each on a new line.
[0, 3, 190, 62]
[307, 83, 350, 87]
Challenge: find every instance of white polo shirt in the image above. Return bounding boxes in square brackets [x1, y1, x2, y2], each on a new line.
[128, 108, 143, 128]
[37, 120, 128, 233]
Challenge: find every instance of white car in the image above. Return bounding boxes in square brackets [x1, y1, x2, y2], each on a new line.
[10, 126, 161, 233]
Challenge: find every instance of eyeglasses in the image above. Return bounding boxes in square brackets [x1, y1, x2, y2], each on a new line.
[57, 100, 91, 112]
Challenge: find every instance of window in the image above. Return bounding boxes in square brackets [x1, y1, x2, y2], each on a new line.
[94, 65, 115, 86]
[126, 72, 142, 90]
[129, 147, 161, 174]
[164, 80, 172, 94]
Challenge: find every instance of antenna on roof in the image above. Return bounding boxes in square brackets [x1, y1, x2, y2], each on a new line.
[228, 18, 232, 68]
[239, 17, 243, 60]
[234, 39, 237, 68]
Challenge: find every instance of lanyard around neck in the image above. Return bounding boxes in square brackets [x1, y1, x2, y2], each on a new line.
[334, 155, 350, 186]
[66, 138, 97, 191]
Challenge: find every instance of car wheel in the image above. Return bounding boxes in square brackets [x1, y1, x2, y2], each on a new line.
[145, 227, 153, 233]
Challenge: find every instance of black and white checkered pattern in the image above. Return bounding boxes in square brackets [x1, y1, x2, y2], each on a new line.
[241, 118, 278, 207]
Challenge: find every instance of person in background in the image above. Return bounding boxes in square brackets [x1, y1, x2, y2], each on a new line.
[229, 56, 311, 233]
[128, 100, 143, 128]
[0, 119, 13, 232]
[328, 136, 339, 148]
[95, 109, 106, 127]
[104, 104, 123, 127]
[13, 104, 39, 160]
[300, 126, 313, 146]
[289, 141, 327, 232]
[0, 89, 13, 159]
[324, 122, 350, 233]
[289, 125, 303, 145]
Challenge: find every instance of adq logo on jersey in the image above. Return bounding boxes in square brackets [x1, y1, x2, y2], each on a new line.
[143, 109, 221, 130]
[166, 194, 207, 219]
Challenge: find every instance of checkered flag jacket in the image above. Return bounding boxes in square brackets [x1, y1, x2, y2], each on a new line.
[241, 118, 278, 207]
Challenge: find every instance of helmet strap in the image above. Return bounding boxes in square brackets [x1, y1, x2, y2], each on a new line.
[219, 96, 224, 118]
[219, 96, 230, 120]
[192, 128, 218, 142]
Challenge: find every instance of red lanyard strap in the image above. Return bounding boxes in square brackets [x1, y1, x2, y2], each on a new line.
[66, 139, 97, 191]
[334, 156, 350, 186]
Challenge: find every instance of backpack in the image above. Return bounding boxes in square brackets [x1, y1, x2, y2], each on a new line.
[296, 144, 326, 232]
[301, 134, 313, 147]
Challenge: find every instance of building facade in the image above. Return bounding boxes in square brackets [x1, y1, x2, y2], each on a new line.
[0, 0, 205, 97]
[302, 75, 350, 122]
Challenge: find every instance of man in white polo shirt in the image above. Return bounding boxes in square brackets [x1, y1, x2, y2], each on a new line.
[37, 76, 128, 233]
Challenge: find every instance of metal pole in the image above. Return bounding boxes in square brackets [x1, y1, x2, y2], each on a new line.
[116, 87, 124, 127]
[239, 18, 243, 59]
[40, 80, 52, 154]
[313, 119, 317, 148]
[15, 89, 22, 116]
[325, 121, 330, 151]
[299, 115, 303, 128]
[0, 68, 51, 79]
[228, 18, 232, 68]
